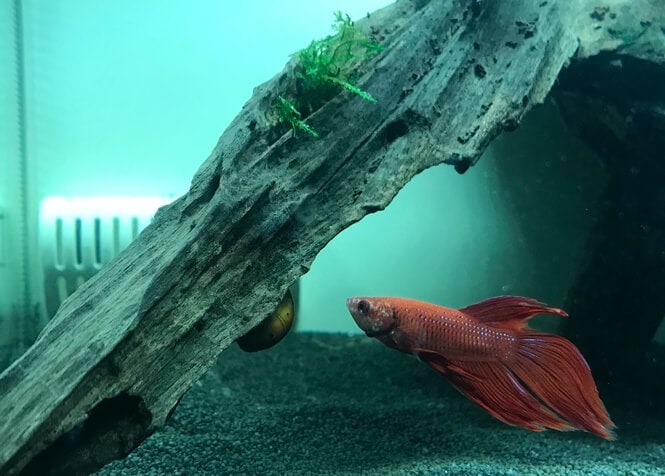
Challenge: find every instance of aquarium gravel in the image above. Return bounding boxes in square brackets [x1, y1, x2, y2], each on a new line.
[97, 333, 664, 476]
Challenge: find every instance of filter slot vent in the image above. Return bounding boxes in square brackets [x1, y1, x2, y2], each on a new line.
[39, 196, 172, 318]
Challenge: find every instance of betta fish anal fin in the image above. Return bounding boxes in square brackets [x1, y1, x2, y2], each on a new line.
[417, 348, 578, 433]
[419, 296, 616, 440]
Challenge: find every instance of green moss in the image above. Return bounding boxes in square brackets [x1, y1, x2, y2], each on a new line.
[277, 96, 320, 138]
[277, 11, 382, 138]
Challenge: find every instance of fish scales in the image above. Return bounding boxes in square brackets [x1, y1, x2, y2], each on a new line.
[394, 301, 515, 362]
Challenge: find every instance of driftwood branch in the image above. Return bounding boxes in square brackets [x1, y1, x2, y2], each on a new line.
[0, 1, 662, 474]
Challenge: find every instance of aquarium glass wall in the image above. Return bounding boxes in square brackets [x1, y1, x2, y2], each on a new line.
[1, 0, 615, 352]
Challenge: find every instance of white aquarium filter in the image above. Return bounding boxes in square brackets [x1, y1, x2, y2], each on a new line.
[38, 196, 172, 318]
[0, 195, 171, 368]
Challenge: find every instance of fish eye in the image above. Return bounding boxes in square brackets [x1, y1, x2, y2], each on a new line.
[357, 300, 370, 315]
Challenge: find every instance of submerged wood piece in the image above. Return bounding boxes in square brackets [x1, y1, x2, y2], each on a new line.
[556, 48, 665, 379]
[0, 0, 657, 474]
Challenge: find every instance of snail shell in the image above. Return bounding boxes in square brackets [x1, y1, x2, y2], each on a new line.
[237, 289, 295, 352]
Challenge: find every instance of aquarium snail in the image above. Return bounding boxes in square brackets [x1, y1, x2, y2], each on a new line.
[237, 289, 295, 352]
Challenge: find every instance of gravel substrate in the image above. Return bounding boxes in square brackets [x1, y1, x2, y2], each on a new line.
[97, 333, 665, 475]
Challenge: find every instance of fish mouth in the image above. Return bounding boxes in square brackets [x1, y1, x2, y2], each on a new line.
[365, 321, 395, 338]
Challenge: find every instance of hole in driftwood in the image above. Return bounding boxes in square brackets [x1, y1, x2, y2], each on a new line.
[21, 392, 152, 476]
[380, 120, 409, 145]
[182, 172, 221, 217]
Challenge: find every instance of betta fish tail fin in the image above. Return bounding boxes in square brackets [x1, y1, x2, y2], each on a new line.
[509, 331, 616, 439]
[418, 296, 616, 440]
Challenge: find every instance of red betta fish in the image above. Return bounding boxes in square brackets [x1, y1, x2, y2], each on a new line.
[346, 295, 616, 439]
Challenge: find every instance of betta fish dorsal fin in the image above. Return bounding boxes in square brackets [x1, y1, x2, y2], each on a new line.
[459, 295, 568, 331]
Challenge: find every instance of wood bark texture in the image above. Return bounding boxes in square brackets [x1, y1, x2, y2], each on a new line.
[0, 0, 662, 474]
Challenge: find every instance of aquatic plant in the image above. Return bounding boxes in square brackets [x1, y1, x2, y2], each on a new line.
[277, 96, 320, 138]
[277, 11, 382, 138]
